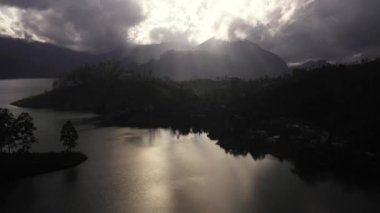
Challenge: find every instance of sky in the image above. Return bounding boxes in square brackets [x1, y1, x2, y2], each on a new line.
[0, 0, 379, 62]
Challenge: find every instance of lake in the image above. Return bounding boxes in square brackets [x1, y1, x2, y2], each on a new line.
[0, 79, 379, 213]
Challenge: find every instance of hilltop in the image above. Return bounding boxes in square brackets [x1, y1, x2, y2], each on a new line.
[0, 37, 288, 80]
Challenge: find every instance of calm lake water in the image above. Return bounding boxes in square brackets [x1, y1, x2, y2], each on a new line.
[1, 79, 380, 213]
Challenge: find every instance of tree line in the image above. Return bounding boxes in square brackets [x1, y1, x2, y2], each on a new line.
[0, 108, 79, 153]
[13, 59, 380, 152]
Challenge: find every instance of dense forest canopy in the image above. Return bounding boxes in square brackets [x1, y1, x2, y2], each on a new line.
[14, 59, 380, 152]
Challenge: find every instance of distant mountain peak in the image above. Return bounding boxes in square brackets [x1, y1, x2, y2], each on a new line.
[144, 38, 289, 81]
[1, 36, 289, 81]
[199, 37, 223, 46]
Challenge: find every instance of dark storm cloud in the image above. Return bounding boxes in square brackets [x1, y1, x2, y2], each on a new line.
[0, 0, 49, 9]
[1, 0, 380, 61]
[230, 0, 380, 62]
[1, 0, 145, 52]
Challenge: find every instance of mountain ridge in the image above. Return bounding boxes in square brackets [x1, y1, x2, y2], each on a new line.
[144, 39, 289, 81]
[0, 37, 289, 80]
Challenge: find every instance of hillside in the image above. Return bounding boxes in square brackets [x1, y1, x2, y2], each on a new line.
[13, 62, 198, 126]
[148, 50, 236, 81]
[12, 59, 380, 185]
[0, 37, 97, 78]
[14, 59, 380, 149]
[127, 42, 192, 64]
[143, 39, 289, 81]
[198, 39, 289, 77]
[1, 37, 289, 80]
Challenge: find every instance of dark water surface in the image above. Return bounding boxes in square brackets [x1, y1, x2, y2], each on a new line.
[0, 79, 379, 213]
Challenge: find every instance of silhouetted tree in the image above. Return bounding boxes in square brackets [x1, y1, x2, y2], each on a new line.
[14, 112, 37, 153]
[0, 109, 38, 153]
[60, 120, 79, 152]
[0, 108, 15, 153]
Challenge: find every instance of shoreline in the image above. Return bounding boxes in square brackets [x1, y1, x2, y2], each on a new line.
[0, 152, 88, 181]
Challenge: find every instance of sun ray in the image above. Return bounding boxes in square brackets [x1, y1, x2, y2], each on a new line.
[128, 0, 311, 44]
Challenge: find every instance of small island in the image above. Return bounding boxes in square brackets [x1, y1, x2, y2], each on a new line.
[0, 109, 87, 181]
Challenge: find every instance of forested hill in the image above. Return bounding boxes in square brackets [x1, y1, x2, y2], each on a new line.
[142, 39, 289, 81]
[0, 37, 97, 78]
[0, 37, 288, 80]
[14, 59, 380, 151]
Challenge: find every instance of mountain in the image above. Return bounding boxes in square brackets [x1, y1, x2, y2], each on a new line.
[0, 37, 191, 79]
[126, 42, 192, 64]
[0, 37, 98, 78]
[198, 39, 289, 78]
[292, 60, 332, 71]
[147, 50, 236, 80]
[142, 39, 289, 81]
[0, 37, 289, 80]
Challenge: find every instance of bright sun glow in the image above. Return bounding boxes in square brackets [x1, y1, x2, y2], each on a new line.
[128, 0, 309, 44]
[0, 0, 313, 46]
[0, 6, 46, 42]
[0, 6, 22, 38]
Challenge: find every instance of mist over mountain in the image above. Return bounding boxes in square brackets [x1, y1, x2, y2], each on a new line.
[127, 42, 192, 64]
[292, 60, 332, 71]
[144, 39, 289, 81]
[0, 37, 288, 80]
[145, 50, 235, 81]
[198, 39, 289, 78]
